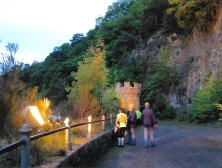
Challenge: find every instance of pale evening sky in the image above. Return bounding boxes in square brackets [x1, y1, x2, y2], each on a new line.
[0, 0, 116, 64]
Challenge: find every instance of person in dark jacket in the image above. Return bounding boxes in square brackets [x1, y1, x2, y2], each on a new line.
[141, 102, 157, 148]
[126, 104, 137, 145]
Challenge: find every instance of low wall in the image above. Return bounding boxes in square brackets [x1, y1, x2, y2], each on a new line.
[38, 129, 117, 167]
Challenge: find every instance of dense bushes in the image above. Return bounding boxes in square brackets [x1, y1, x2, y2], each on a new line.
[141, 60, 181, 120]
[189, 77, 222, 123]
[167, 0, 220, 32]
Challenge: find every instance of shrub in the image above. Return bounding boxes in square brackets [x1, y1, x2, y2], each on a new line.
[189, 77, 222, 123]
[141, 60, 180, 120]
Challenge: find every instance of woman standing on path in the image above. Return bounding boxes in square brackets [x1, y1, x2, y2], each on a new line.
[116, 107, 127, 147]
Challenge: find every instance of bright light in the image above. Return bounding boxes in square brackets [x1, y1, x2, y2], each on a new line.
[29, 106, 44, 125]
[22, 106, 44, 128]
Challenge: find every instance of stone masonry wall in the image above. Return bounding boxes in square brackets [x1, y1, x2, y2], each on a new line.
[115, 82, 141, 110]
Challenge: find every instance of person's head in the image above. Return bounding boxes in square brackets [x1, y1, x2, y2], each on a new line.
[145, 102, 150, 108]
[129, 104, 135, 111]
[119, 107, 124, 113]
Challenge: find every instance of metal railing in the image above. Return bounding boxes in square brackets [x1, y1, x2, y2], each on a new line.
[0, 114, 116, 168]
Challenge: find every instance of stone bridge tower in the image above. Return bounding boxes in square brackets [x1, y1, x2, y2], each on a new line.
[115, 82, 141, 110]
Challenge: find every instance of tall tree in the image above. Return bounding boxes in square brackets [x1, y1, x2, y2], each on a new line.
[66, 39, 108, 118]
[0, 43, 37, 138]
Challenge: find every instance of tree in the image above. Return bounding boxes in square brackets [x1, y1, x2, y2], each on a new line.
[102, 87, 121, 115]
[0, 42, 19, 75]
[69, 33, 85, 46]
[189, 77, 222, 123]
[66, 39, 108, 118]
[140, 60, 181, 120]
[0, 43, 38, 138]
[167, 0, 220, 32]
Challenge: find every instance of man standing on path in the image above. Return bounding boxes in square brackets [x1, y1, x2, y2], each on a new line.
[141, 102, 157, 148]
[126, 104, 137, 145]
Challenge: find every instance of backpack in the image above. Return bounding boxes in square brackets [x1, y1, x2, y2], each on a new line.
[127, 111, 137, 128]
[134, 111, 137, 128]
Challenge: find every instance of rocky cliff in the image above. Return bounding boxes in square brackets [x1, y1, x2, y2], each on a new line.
[140, 8, 222, 113]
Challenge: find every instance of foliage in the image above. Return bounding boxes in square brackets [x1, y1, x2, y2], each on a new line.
[29, 119, 66, 166]
[0, 42, 19, 75]
[189, 77, 222, 123]
[167, 0, 220, 32]
[30, 142, 46, 166]
[66, 39, 108, 118]
[33, 131, 66, 155]
[69, 33, 85, 46]
[33, 98, 52, 120]
[71, 125, 87, 138]
[216, 104, 222, 121]
[0, 148, 20, 167]
[141, 60, 181, 119]
[19, 43, 73, 105]
[0, 43, 38, 138]
[160, 45, 172, 63]
[17, 0, 172, 107]
[102, 87, 121, 114]
[96, 0, 170, 68]
[112, 54, 148, 83]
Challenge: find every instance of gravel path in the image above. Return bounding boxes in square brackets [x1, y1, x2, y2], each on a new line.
[95, 121, 222, 168]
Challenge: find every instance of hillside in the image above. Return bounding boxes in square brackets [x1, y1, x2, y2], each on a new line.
[139, 8, 222, 116]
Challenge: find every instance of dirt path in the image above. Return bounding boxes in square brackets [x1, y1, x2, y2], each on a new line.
[94, 121, 222, 168]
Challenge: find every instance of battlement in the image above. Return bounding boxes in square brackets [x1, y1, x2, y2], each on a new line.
[115, 82, 141, 110]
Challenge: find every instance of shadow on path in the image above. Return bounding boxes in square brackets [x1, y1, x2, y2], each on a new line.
[94, 121, 222, 168]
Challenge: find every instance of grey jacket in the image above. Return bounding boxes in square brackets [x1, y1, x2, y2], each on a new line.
[141, 107, 157, 127]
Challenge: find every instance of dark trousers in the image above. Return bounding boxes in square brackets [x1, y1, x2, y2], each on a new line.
[117, 127, 126, 138]
[136, 119, 141, 126]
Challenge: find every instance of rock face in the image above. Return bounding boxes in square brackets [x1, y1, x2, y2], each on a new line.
[140, 9, 222, 113]
[167, 29, 222, 112]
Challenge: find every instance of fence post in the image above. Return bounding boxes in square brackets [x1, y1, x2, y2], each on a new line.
[109, 114, 113, 126]
[102, 115, 105, 132]
[19, 124, 32, 168]
[87, 116, 92, 138]
[64, 118, 72, 150]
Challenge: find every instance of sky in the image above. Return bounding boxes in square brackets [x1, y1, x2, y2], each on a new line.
[0, 0, 116, 64]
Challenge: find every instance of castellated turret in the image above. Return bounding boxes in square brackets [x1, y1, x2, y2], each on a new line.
[115, 82, 141, 110]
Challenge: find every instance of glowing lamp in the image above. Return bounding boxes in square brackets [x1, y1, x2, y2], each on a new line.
[21, 106, 44, 128]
